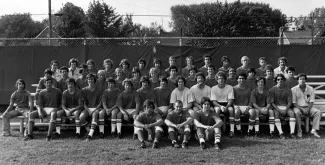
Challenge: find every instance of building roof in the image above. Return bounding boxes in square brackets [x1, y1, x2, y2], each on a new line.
[281, 30, 320, 45]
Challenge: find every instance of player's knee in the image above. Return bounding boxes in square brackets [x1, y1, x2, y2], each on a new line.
[287, 110, 295, 118]
[214, 107, 221, 115]
[268, 110, 274, 117]
[168, 127, 175, 132]
[116, 112, 123, 119]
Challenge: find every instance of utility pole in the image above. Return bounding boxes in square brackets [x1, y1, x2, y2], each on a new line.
[49, 0, 52, 45]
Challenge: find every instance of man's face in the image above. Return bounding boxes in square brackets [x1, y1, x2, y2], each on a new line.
[145, 104, 155, 115]
[237, 76, 246, 85]
[17, 82, 24, 90]
[170, 69, 177, 77]
[71, 62, 77, 68]
[186, 58, 193, 66]
[169, 59, 176, 66]
[241, 59, 249, 67]
[248, 72, 255, 78]
[142, 81, 149, 88]
[104, 62, 112, 69]
[197, 76, 204, 85]
[204, 57, 211, 65]
[160, 80, 167, 87]
[122, 63, 128, 70]
[276, 76, 285, 86]
[51, 62, 59, 70]
[82, 69, 88, 76]
[61, 69, 68, 78]
[266, 70, 273, 77]
[124, 82, 132, 91]
[229, 69, 236, 76]
[259, 60, 266, 67]
[107, 82, 115, 89]
[98, 73, 105, 80]
[178, 79, 185, 88]
[208, 67, 214, 75]
[189, 70, 196, 77]
[116, 70, 123, 77]
[288, 70, 295, 78]
[44, 73, 51, 79]
[154, 62, 160, 68]
[202, 101, 211, 112]
[87, 77, 95, 85]
[298, 76, 306, 86]
[88, 63, 94, 69]
[257, 79, 264, 88]
[133, 72, 140, 78]
[45, 80, 53, 88]
[67, 82, 75, 89]
[175, 102, 183, 113]
[279, 60, 286, 67]
[223, 60, 229, 67]
[217, 76, 225, 85]
[139, 62, 145, 69]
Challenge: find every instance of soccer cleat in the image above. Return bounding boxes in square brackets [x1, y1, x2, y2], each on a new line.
[75, 133, 81, 138]
[141, 141, 146, 148]
[85, 135, 92, 141]
[279, 133, 286, 139]
[290, 133, 296, 139]
[255, 131, 261, 137]
[152, 142, 158, 149]
[100, 132, 104, 138]
[214, 143, 221, 151]
[311, 131, 321, 138]
[229, 131, 235, 138]
[53, 132, 61, 139]
[46, 136, 51, 142]
[200, 142, 206, 150]
[181, 142, 188, 149]
[132, 134, 138, 140]
[116, 133, 122, 139]
[172, 142, 180, 148]
[297, 130, 302, 138]
[270, 131, 275, 138]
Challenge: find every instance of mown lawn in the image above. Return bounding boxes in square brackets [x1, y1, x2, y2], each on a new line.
[1, 123, 325, 165]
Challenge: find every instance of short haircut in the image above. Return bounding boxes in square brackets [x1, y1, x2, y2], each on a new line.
[143, 99, 155, 109]
[195, 72, 206, 81]
[274, 74, 286, 83]
[228, 67, 236, 72]
[286, 66, 295, 73]
[189, 67, 198, 73]
[247, 68, 256, 75]
[175, 100, 183, 105]
[169, 65, 178, 72]
[119, 59, 130, 68]
[87, 59, 96, 67]
[297, 73, 307, 80]
[186, 56, 194, 64]
[149, 67, 158, 74]
[140, 76, 150, 86]
[60, 66, 69, 72]
[16, 79, 26, 89]
[278, 57, 288, 64]
[138, 58, 146, 67]
[103, 59, 113, 66]
[208, 64, 216, 71]
[203, 54, 211, 60]
[175, 76, 186, 87]
[66, 78, 76, 85]
[86, 73, 97, 83]
[265, 65, 274, 71]
[169, 56, 176, 61]
[237, 72, 247, 80]
[200, 97, 213, 106]
[221, 56, 229, 63]
[44, 68, 53, 76]
[122, 78, 133, 87]
[132, 67, 141, 74]
[50, 60, 59, 66]
[107, 78, 116, 84]
[259, 57, 267, 61]
[160, 77, 168, 84]
[216, 71, 227, 80]
[153, 58, 162, 65]
[69, 58, 79, 66]
[255, 76, 266, 85]
[241, 56, 250, 61]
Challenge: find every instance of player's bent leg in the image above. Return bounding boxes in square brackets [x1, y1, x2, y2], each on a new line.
[152, 126, 163, 149]
[273, 108, 284, 138]
[73, 110, 82, 137]
[26, 111, 39, 139]
[116, 112, 123, 138]
[110, 108, 119, 135]
[287, 109, 296, 137]
[293, 107, 302, 137]
[55, 110, 65, 137]
[136, 127, 146, 148]
[196, 128, 206, 149]
[247, 108, 256, 135]
[268, 109, 275, 137]
[86, 110, 99, 140]
[213, 128, 222, 150]
[188, 109, 195, 118]
[234, 106, 242, 135]
[47, 109, 58, 141]
[2, 110, 21, 136]
[168, 127, 178, 146]
[310, 107, 321, 138]
[99, 109, 106, 137]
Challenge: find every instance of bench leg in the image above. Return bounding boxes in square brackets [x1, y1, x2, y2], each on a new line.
[305, 117, 310, 133]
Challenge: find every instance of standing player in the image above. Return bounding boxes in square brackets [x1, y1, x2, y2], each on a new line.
[190, 72, 211, 116]
[119, 59, 132, 79]
[76, 67, 89, 90]
[96, 70, 108, 93]
[194, 97, 223, 150]
[225, 67, 237, 87]
[165, 100, 193, 148]
[25, 77, 62, 141]
[199, 54, 212, 76]
[152, 58, 166, 78]
[50, 60, 62, 81]
[131, 67, 141, 90]
[87, 59, 98, 75]
[246, 68, 257, 91]
[218, 56, 230, 76]
[137, 76, 156, 111]
[236, 56, 250, 75]
[292, 73, 321, 138]
[68, 58, 81, 79]
[285, 66, 298, 89]
[36, 69, 58, 93]
[185, 67, 197, 89]
[170, 76, 194, 113]
[153, 77, 172, 118]
[165, 56, 180, 77]
[274, 57, 288, 78]
[134, 100, 164, 149]
[98, 59, 115, 79]
[57, 66, 69, 93]
[205, 65, 217, 88]
[138, 58, 149, 77]
[2, 79, 33, 137]
[182, 56, 195, 78]
[115, 67, 125, 91]
[265, 65, 276, 90]
[255, 57, 267, 77]
[269, 74, 295, 139]
[149, 68, 160, 90]
[211, 72, 235, 137]
[167, 65, 178, 90]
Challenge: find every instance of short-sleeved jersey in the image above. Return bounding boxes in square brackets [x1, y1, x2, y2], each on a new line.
[170, 87, 194, 109]
[182, 66, 194, 78]
[149, 78, 160, 90]
[233, 85, 251, 106]
[166, 110, 191, 125]
[153, 87, 171, 107]
[81, 86, 103, 108]
[135, 112, 161, 124]
[10, 90, 31, 108]
[117, 90, 140, 109]
[39, 88, 62, 108]
[88, 68, 98, 75]
[268, 86, 292, 106]
[236, 66, 249, 75]
[250, 88, 269, 107]
[195, 110, 219, 126]
[57, 78, 68, 93]
[123, 69, 132, 79]
[115, 78, 125, 91]
[211, 84, 234, 102]
[96, 79, 107, 94]
[185, 77, 196, 89]
[139, 68, 149, 77]
[37, 77, 58, 91]
[62, 89, 83, 108]
[218, 67, 230, 76]
[131, 77, 141, 90]
[190, 85, 211, 104]
[76, 77, 88, 90]
[285, 78, 298, 89]
[226, 78, 237, 87]
[101, 88, 121, 109]
[205, 76, 217, 88]
[256, 67, 266, 77]
[199, 66, 208, 76]
[265, 77, 276, 91]
[246, 77, 257, 91]
[99, 69, 115, 79]
[137, 87, 156, 108]
[167, 78, 177, 91]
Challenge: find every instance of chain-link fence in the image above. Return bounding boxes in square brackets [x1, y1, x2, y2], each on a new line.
[1, 37, 325, 47]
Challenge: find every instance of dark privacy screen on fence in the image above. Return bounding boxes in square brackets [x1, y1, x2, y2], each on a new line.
[0, 44, 324, 104]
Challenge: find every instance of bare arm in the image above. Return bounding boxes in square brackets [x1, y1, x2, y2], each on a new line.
[194, 119, 208, 129]
[165, 119, 177, 128]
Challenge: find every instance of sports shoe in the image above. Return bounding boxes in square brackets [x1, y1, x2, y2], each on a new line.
[181, 142, 188, 149]
[214, 143, 221, 151]
[270, 131, 275, 138]
[255, 131, 260, 137]
[172, 142, 180, 148]
[229, 131, 235, 138]
[290, 133, 296, 139]
[133, 134, 138, 140]
[46, 136, 51, 142]
[141, 141, 146, 148]
[200, 142, 206, 150]
[2, 132, 10, 137]
[116, 133, 122, 139]
[53, 132, 61, 139]
[110, 132, 116, 138]
[297, 130, 302, 138]
[279, 133, 286, 139]
[99, 132, 104, 138]
[247, 130, 254, 136]
[24, 135, 33, 141]
[152, 141, 158, 149]
[85, 135, 92, 141]
[311, 131, 321, 138]
[75, 133, 81, 138]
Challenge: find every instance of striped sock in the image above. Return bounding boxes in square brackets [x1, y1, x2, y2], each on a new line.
[235, 119, 241, 131]
[275, 119, 283, 134]
[229, 117, 235, 132]
[255, 118, 260, 132]
[199, 138, 205, 143]
[214, 133, 221, 144]
[56, 118, 61, 134]
[116, 119, 122, 133]
[99, 119, 105, 133]
[75, 120, 80, 134]
[89, 122, 97, 137]
[269, 117, 275, 132]
[111, 119, 117, 133]
[289, 118, 296, 134]
[248, 119, 255, 131]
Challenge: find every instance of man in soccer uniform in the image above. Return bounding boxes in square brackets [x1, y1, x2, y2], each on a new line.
[68, 58, 81, 79]
[211, 72, 235, 137]
[285, 66, 298, 89]
[98, 59, 115, 79]
[152, 58, 167, 78]
[170, 76, 194, 114]
[50, 60, 62, 81]
[205, 64, 217, 88]
[97, 70, 108, 93]
[57, 66, 69, 93]
[194, 97, 223, 150]
[246, 68, 257, 91]
[82, 74, 103, 141]
[255, 57, 267, 77]
[57, 78, 85, 138]
[115, 67, 125, 91]
[36, 69, 58, 102]
[182, 56, 195, 78]
[116, 79, 141, 139]
[76, 67, 88, 90]
[185, 67, 197, 89]
[265, 65, 276, 90]
[149, 68, 160, 90]
[165, 56, 181, 77]
[167, 65, 178, 90]
[269, 74, 295, 139]
[102, 78, 121, 137]
[218, 56, 230, 77]
[25, 77, 62, 141]
[250, 77, 274, 137]
[119, 59, 132, 79]
[138, 58, 149, 77]
[292, 73, 321, 138]
[225, 67, 237, 87]
[134, 100, 164, 149]
[153, 77, 172, 118]
[199, 54, 212, 76]
[2, 79, 33, 137]
[137, 76, 156, 111]
[190, 72, 211, 116]
[131, 67, 141, 90]
[165, 100, 193, 148]
[233, 73, 256, 137]
[236, 56, 250, 75]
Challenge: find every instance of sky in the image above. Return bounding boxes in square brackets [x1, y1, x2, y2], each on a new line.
[0, 0, 325, 31]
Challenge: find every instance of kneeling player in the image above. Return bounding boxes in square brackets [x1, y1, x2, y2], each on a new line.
[194, 97, 223, 150]
[134, 100, 164, 149]
[165, 100, 193, 148]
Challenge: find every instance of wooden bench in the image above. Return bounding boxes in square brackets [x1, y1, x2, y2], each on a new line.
[0, 115, 26, 136]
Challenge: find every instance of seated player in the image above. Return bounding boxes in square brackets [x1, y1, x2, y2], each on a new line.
[205, 64, 217, 88]
[185, 67, 197, 89]
[170, 76, 194, 113]
[87, 59, 98, 75]
[25, 77, 62, 141]
[68, 58, 81, 79]
[236, 56, 250, 75]
[269, 74, 295, 139]
[182, 56, 195, 78]
[36, 69, 58, 99]
[57, 66, 69, 93]
[50, 60, 62, 81]
[98, 59, 115, 79]
[116, 79, 141, 139]
[199, 54, 212, 76]
[190, 72, 211, 116]
[233, 73, 255, 137]
[138, 58, 149, 77]
[225, 67, 237, 87]
[265, 65, 276, 90]
[274, 57, 288, 78]
[218, 56, 230, 76]
[211, 72, 235, 137]
[76, 67, 88, 90]
[194, 97, 223, 150]
[152, 58, 166, 78]
[153, 77, 172, 118]
[167, 65, 178, 90]
[115, 67, 125, 91]
[82, 74, 103, 141]
[1, 79, 33, 137]
[165, 100, 193, 148]
[165, 56, 180, 77]
[246, 68, 257, 91]
[57, 78, 86, 138]
[250, 77, 274, 137]
[137, 76, 155, 111]
[96, 70, 108, 93]
[102, 78, 121, 138]
[119, 59, 132, 79]
[134, 100, 164, 149]
[292, 73, 321, 138]
[131, 67, 141, 90]
[149, 68, 160, 90]
[255, 57, 267, 77]
[285, 66, 298, 89]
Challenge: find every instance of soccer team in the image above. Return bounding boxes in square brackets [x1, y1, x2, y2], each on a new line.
[1, 55, 322, 150]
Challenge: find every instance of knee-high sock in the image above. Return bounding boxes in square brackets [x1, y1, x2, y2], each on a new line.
[116, 119, 122, 133]
[111, 119, 117, 133]
[99, 119, 105, 133]
[255, 117, 260, 132]
[75, 120, 80, 134]
[168, 131, 177, 142]
[229, 117, 235, 132]
[248, 119, 255, 131]
[289, 118, 296, 134]
[88, 122, 97, 137]
[48, 120, 55, 136]
[183, 131, 190, 142]
[28, 119, 35, 135]
[154, 130, 162, 142]
[56, 118, 62, 134]
[235, 119, 241, 131]
[275, 119, 283, 134]
[269, 117, 275, 133]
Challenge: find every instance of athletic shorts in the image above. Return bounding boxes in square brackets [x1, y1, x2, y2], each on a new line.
[43, 107, 56, 115]
[168, 125, 191, 133]
[125, 109, 136, 116]
[135, 126, 163, 133]
[158, 106, 169, 114]
[256, 107, 268, 115]
[235, 106, 250, 114]
[275, 106, 289, 116]
[89, 108, 97, 114]
[63, 109, 79, 116]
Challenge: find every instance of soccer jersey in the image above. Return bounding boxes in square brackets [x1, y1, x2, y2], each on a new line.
[199, 66, 208, 76]
[117, 90, 140, 109]
[205, 76, 217, 88]
[265, 77, 276, 90]
[218, 67, 230, 75]
[149, 78, 160, 90]
[38, 88, 62, 108]
[139, 68, 149, 77]
[185, 77, 196, 89]
[102, 88, 121, 109]
[226, 78, 237, 87]
[37, 77, 58, 91]
[131, 77, 141, 90]
[88, 68, 98, 75]
[211, 84, 234, 103]
[170, 87, 194, 109]
[285, 77, 298, 89]
[182, 66, 194, 78]
[195, 110, 219, 126]
[135, 112, 161, 124]
[268, 86, 292, 106]
[291, 85, 315, 107]
[81, 86, 103, 108]
[167, 77, 177, 91]
[10, 90, 31, 108]
[96, 79, 108, 93]
[137, 87, 156, 108]
[166, 110, 191, 124]
[76, 77, 88, 90]
[57, 77, 68, 93]
[115, 78, 124, 91]
[98, 69, 115, 79]
[233, 85, 251, 106]
[246, 77, 257, 91]
[236, 66, 249, 75]
[62, 89, 83, 108]
[123, 69, 132, 79]
[153, 87, 171, 107]
[250, 88, 269, 107]
[190, 85, 211, 104]
[256, 67, 266, 77]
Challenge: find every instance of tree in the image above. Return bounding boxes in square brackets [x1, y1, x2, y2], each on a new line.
[308, 7, 325, 37]
[0, 13, 44, 38]
[170, 1, 285, 38]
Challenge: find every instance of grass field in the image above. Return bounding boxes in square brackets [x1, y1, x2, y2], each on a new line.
[1, 123, 325, 165]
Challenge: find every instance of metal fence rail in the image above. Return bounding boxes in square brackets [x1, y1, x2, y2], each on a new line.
[0, 37, 325, 47]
